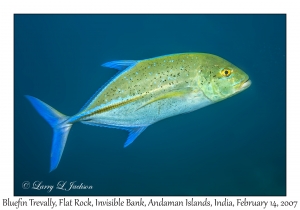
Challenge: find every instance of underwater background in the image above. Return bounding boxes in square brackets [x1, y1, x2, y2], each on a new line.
[14, 14, 286, 196]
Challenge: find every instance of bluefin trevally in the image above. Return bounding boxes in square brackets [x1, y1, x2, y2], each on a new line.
[25, 53, 251, 172]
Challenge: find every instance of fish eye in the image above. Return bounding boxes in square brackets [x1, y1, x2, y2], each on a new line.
[221, 69, 232, 77]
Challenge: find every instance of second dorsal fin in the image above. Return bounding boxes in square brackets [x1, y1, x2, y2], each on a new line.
[101, 60, 138, 71]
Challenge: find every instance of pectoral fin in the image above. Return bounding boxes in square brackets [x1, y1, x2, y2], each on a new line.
[136, 87, 192, 111]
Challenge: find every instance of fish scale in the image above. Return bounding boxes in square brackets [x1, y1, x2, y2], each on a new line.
[83, 54, 200, 112]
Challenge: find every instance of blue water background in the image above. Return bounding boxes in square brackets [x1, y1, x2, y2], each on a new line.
[14, 14, 286, 196]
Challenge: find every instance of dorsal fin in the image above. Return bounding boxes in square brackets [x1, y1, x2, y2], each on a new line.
[77, 72, 123, 113]
[101, 60, 138, 71]
[78, 60, 138, 113]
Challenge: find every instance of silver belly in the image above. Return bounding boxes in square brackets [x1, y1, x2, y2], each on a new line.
[83, 90, 213, 127]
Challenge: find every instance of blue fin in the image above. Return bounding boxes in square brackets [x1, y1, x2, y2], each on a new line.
[101, 60, 138, 71]
[81, 121, 147, 148]
[124, 126, 147, 148]
[25, 95, 72, 172]
[78, 60, 138, 113]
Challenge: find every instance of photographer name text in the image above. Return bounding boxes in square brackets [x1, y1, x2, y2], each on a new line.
[22, 181, 93, 193]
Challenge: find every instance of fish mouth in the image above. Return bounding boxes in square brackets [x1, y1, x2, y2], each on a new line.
[241, 78, 251, 90]
[236, 78, 251, 93]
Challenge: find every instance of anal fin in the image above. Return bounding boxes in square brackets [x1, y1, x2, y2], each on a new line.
[124, 126, 147, 148]
[81, 121, 147, 148]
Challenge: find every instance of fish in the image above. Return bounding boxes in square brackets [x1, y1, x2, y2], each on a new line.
[25, 53, 251, 172]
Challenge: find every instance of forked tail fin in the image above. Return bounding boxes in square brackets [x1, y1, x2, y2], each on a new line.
[25, 95, 72, 172]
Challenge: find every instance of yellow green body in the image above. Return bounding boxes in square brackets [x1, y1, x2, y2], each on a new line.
[73, 53, 250, 127]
